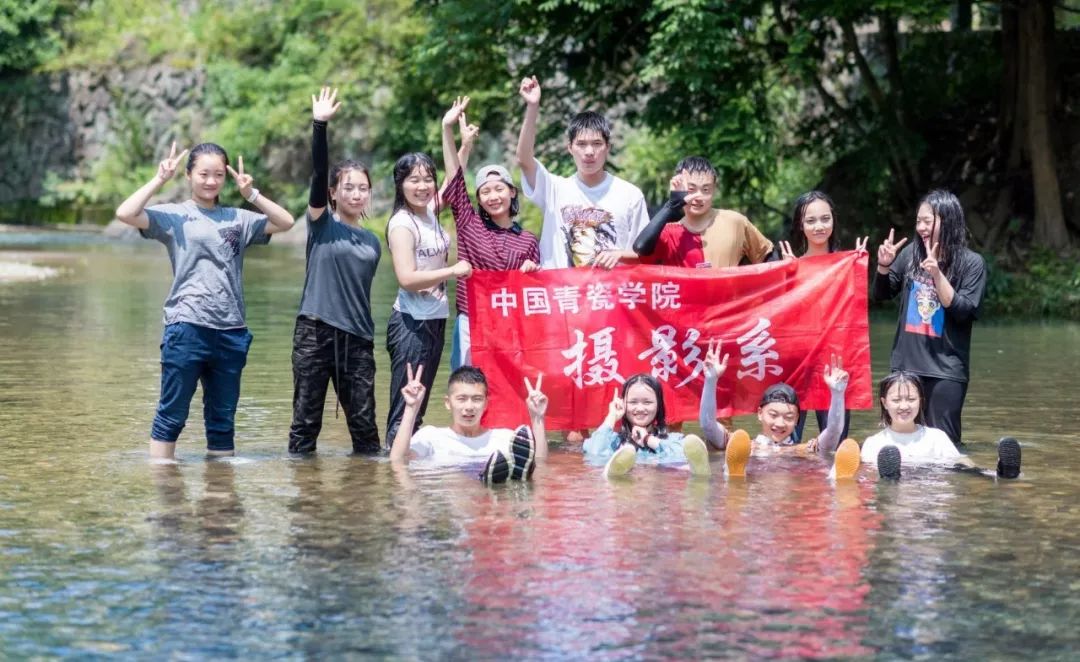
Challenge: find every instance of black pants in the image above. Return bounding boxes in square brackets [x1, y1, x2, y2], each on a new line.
[921, 376, 968, 447]
[385, 310, 446, 445]
[289, 317, 379, 454]
[793, 409, 851, 444]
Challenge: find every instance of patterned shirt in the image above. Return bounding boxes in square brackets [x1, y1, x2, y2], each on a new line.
[444, 168, 540, 316]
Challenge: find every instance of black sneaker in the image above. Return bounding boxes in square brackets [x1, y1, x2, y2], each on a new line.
[997, 437, 1022, 479]
[877, 445, 902, 480]
[510, 425, 536, 480]
[479, 450, 511, 485]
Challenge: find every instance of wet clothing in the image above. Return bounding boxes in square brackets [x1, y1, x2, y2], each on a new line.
[297, 209, 381, 341]
[635, 192, 772, 269]
[152, 322, 252, 451]
[387, 205, 450, 320]
[408, 425, 516, 463]
[289, 119, 382, 453]
[860, 425, 962, 465]
[289, 317, 379, 454]
[141, 200, 269, 448]
[141, 201, 270, 329]
[873, 243, 986, 446]
[522, 158, 649, 269]
[385, 310, 446, 443]
[582, 425, 694, 465]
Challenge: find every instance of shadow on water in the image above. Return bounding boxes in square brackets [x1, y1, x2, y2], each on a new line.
[1, 234, 1079, 658]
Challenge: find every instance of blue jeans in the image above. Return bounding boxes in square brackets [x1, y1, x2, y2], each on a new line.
[152, 322, 253, 451]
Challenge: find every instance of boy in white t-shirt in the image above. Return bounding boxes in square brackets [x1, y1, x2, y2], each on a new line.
[390, 364, 549, 484]
[515, 75, 650, 270]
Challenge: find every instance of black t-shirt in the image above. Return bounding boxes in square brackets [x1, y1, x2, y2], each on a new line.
[873, 244, 986, 382]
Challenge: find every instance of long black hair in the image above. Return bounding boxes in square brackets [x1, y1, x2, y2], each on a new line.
[877, 371, 926, 428]
[186, 143, 229, 205]
[390, 152, 439, 217]
[617, 373, 669, 449]
[908, 189, 968, 282]
[789, 190, 839, 254]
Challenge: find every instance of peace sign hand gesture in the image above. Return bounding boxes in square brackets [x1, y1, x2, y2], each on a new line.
[920, 241, 941, 278]
[823, 354, 849, 392]
[226, 156, 255, 200]
[312, 86, 341, 122]
[704, 338, 729, 381]
[459, 114, 480, 149]
[523, 373, 548, 419]
[401, 363, 426, 408]
[877, 228, 908, 269]
[442, 95, 470, 128]
[156, 141, 189, 185]
[778, 240, 797, 261]
[854, 236, 869, 254]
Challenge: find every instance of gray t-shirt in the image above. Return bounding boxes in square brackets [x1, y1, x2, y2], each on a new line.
[141, 200, 270, 329]
[297, 209, 382, 341]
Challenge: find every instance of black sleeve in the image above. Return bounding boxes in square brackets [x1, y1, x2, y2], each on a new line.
[944, 250, 987, 322]
[872, 244, 908, 302]
[633, 191, 687, 256]
[309, 119, 329, 208]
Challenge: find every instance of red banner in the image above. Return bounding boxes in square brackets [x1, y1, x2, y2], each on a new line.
[468, 252, 872, 430]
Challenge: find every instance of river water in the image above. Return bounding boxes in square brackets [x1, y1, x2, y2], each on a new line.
[1, 232, 1077, 659]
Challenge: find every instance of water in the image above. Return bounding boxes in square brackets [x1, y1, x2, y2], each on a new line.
[1, 233, 1078, 659]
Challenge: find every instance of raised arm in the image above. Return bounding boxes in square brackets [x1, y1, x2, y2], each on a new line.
[524, 374, 549, 460]
[872, 228, 908, 301]
[115, 141, 188, 230]
[227, 155, 294, 234]
[634, 177, 688, 256]
[813, 355, 849, 453]
[698, 339, 731, 450]
[390, 363, 426, 463]
[440, 96, 469, 184]
[308, 86, 341, 220]
[515, 76, 542, 189]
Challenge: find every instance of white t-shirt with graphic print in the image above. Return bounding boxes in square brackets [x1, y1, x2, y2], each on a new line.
[387, 206, 450, 320]
[522, 159, 649, 269]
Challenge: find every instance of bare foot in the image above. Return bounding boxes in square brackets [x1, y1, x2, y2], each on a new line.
[149, 440, 176, 460]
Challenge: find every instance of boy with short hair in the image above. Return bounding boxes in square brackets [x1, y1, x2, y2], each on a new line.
[390, 364, 549, 484]
[515, 75, 650, 270]
[634, 156, 773, 268]
[698, 341, 860, 479]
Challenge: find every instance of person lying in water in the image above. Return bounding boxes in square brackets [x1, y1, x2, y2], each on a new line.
[860, 370, 1021, 480]
[698, 340, 861, 478]
[389, 364, 548, 484]
[583, 372, 712, 478]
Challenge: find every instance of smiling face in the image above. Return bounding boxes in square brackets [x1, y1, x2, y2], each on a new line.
[567, 129, 609, 181]
[331, 168, 371, 221]
[186, 153, 227, 206]
[801, 199, 834, 252]
[403, 164, 435, 212]
[882, 381, 921, 432]
[679, 169, 716, 220]
[624, 382, 659, 429]
[477, 176, 516, 222]
[757, 402, 799, 443]
[445, 381, 488, 435]
[915, 203, 941, 249]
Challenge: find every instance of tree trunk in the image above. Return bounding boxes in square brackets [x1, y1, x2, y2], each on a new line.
[1020, 0, 1069, 248]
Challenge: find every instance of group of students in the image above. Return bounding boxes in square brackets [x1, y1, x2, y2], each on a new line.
[115, 76, 1020, 482]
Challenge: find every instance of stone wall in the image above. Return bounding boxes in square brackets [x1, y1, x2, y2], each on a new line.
[0, 65, 205, 210]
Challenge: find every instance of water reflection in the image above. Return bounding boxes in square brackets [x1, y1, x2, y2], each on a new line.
[2, 236, 1079, 658]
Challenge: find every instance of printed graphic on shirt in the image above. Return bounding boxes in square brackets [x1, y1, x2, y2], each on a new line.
[560, 205, 616, 267]
[218, 224, 243, 259]
[904, 277, 943, 337]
